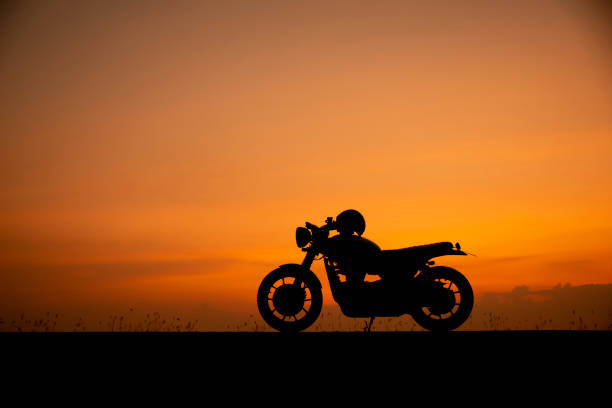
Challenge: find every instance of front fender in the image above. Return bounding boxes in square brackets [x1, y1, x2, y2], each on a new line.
[278, 263, 322, 289]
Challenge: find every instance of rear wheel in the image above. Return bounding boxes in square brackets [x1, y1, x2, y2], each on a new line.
[411, 266, 473, 331]
[257, 267, 323, 332]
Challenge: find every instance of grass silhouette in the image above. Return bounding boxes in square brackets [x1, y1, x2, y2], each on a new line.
[239, 309, 612, 332]
[1, 309, 610, 332]
[0, 309, 200, 332]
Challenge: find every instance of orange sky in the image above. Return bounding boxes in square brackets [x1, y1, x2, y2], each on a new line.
[1, 1, 611, 329]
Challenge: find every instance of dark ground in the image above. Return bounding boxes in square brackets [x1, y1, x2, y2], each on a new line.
[5, 330, 609, 363]
[4, 331, 609, 395]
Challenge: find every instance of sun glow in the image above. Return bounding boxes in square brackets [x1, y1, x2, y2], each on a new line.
[1, 1, 611, 328]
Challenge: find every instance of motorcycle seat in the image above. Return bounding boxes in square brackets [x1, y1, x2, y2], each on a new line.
[380, 242, 455, 261]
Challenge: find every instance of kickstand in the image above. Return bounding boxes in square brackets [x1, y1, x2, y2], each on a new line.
[364, 316, 375, 333]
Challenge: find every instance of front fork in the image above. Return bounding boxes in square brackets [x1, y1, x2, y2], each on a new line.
[301, 249, 316, 269]
[291, 248, 316, 289]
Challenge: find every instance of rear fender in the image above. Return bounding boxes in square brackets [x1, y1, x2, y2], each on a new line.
[429, 244, 467, 260]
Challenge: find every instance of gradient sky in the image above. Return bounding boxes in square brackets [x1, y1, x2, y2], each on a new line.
[1, 1, 611, 329]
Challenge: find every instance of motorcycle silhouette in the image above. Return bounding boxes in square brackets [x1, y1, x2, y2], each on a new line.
[257, 210, 474, 332]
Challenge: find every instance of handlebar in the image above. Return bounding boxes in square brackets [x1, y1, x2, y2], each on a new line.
[305, 218, 336, 232]
[305, 221, 319, 231]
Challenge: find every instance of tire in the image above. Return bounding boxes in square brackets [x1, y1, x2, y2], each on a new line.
[411, 266, 474, 332]
[257, 266, 323, 333]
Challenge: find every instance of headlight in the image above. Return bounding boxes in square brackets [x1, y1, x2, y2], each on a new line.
[295, 227, 312, 248]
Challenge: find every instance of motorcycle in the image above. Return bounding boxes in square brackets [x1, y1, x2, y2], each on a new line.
[256, 210, 474, 332]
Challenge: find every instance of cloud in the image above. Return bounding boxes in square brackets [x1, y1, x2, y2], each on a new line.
[0, 256, 276, 330]
[470, 283, 612, 330]
[0, 257, 274, 317]
[0, 257, 275, 284]
[474, 254, 541, 266]
[544, 259, 595, 271]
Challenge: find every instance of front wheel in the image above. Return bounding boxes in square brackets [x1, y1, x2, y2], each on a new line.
[257, 267, 323, 333]
[411, 266, 474, 331]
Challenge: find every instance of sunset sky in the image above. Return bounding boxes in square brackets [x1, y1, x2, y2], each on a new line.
[1, 1, 611, 330]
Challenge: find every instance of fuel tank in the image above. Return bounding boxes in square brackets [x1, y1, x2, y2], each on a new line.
[324, 234, 381, 272]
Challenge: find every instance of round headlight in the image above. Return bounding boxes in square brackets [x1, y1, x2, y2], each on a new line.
[295, 227, 312, 248]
